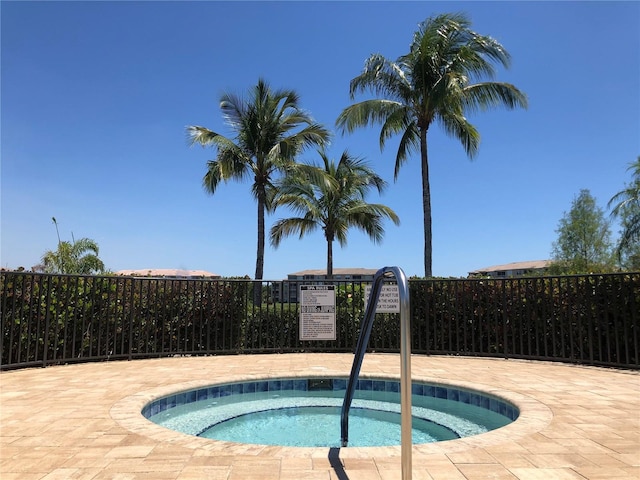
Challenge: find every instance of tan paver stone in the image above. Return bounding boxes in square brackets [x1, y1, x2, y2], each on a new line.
[524, 453, 598, 468]
[485, 443, 531, 454]
[517, 438, 572, 454]
[86, 433, 127, 447]
[124, 472, 180, 479]
[552, 438, 619, 454]
[83, 472, 135, 480]
[41, 467, 102, 480]
[104, 445, 156, 459]
[422, 463, 466, 480]
[66, 447, 114, 459]
[176, 465, 230, 479]
[509, 467, 587, 479]
[1, 354, 638, 480]
[278, 469, 329, 479]
[145, 444, 197, 460]
[184, 454, 234, 466]
[488, 453, 536, 468]
[446, 449, 498, 464]
[414, 452, 461, 466]
[579, 453, 631, 467]
[380, 467, 434, 480]
[230, 457, 281, 469]
[279, 456, 313, 470]
[457, 463, 519, 479]
[140, 458, 188, 472]
[596, 440, 639, 455]
[0, 475, 47, 480]
[622, 466, 640, 476]
[228, 465, 280, 480]
[62, 456, 114, 469]
[573, 466, 635, 479]
[614, 453, 640, 466]
[341, 457, 378, 469]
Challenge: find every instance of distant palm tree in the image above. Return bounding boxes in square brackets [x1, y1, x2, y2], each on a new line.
[608, 156, 640, 258]
[188, 79, 330, 283]
[42, 237, 105, 275]
[270, 150, 400, 278]
[336, 12, 528, 277]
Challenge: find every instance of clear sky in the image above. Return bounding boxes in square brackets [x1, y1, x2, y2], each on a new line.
[2, 1, 639, 279]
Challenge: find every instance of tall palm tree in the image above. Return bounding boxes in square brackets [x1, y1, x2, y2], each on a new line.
[42, 237, 105, 275]
[608, 156, 640, 259]
[188, 79, 330, 283]
[270, 150, 400, 278]
[336, 12, 528, 277]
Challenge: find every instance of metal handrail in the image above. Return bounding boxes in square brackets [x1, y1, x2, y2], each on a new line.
[340, 266, 412, 480]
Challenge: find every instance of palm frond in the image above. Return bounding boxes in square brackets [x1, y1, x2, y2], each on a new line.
[462, 82, 528, 112]
[349, 54, 410, 101]
[379, 103, 413, 151]
[608, 189, 639, 217]
[270, 217, 318, 247]
[394, 122, 420, 179]
[437, 110, 480, 158]
[608, 157, 640, 216]
[336, 99, 404, 135]
[187, 126, 220, 146]
[202, 149, 250, 194]
[219, 92, 247, 129]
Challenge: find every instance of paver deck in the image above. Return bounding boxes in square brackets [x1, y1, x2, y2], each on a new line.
[1, 354, 638, 479]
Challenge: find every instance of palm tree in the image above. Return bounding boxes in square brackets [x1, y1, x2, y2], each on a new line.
[42, 237, 105, 274]
[270, 150, 400, 278]
[608, 156, 640, 260]
[187, 79, 330, 284]
[336, 12, 528, 277]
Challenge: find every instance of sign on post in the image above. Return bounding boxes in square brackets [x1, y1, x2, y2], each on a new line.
[364, 284, 400, 313]
[299, 285, 336, 340]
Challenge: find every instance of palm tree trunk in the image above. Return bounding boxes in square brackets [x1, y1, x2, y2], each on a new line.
[254, 192, 265, 304]
[327, 238, 333, 280]
[255, 195, 265, 280]
[421, 128, 433, 278]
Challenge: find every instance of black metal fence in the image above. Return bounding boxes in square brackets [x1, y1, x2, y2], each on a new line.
[1, 271, 638, 370]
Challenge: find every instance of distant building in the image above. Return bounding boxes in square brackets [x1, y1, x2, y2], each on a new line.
[468, 260, 552, 278]
[271, 268, 378, 303]
[116, 268, 221, 279]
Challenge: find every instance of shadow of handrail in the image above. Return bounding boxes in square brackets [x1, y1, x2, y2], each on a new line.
[329, 447, 349, 480]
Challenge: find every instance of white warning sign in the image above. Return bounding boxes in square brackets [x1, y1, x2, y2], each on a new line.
[299, 285, 336, 340]
[364, 284, 400, 313]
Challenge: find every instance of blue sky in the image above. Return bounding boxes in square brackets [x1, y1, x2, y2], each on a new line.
[2, 1, 639, 279]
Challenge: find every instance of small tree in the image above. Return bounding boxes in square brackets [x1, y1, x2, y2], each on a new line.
[550, 189, 614, 274]
[41, 218, 105, 274]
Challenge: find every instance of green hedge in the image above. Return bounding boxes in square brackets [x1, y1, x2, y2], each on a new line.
[410, 275, 639, 366]
[1, 272, 638, 369]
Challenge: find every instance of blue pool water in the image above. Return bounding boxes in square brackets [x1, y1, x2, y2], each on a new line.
[144, 377, 518, 448]
[199, 405, 459, 446]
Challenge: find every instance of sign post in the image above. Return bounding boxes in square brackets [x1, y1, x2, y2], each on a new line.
[299, 285, 336, 341]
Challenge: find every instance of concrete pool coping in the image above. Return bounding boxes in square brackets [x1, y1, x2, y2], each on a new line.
[1, 353, 638, 479]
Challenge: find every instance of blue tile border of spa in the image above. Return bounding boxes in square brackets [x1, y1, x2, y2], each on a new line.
[141, 378, 520, 422]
